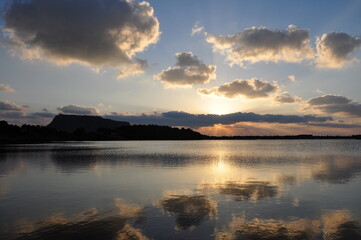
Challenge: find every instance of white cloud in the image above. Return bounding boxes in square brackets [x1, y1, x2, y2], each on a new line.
[198, 78, 279, 99]
[191, 22, 204, 36]
[2, 0, 160, 77]
[117, 58, 148, 79]
[288, 75, 296, 82]
[316, 32, 361, 68]
[57, 105, 99, 115]
[155, 52, 216, 87]
[0, 83, 15, 92]
[206, 25, 314, 67]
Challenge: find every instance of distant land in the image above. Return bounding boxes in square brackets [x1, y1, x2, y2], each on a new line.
[0, 114, 204, 143]
[48, 114, 130, 132]
[1, 114, 361, 143]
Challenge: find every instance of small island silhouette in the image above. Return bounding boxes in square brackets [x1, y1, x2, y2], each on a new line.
[1, 114, 360, 143]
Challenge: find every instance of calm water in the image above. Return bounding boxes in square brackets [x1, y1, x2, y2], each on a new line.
[1, 140, 361, 240]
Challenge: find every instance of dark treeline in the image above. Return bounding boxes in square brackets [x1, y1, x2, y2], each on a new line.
[1, 120, 361, 144]
[0, 121, 204, 143]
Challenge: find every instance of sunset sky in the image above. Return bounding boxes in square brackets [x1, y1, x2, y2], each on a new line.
[1, 0, 361, 135]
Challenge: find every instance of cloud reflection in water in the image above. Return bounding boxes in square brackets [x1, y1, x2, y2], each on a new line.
[215, 209, 361, 240]
[159, 195, 217, 230]
[1, 200, 149, 240]
[202, 181, 278, 202]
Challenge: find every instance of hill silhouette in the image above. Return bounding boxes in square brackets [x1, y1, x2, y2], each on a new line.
[1, 115, 361, 143]
[0, 115, 205, 143]
[47, 114, 130, 132]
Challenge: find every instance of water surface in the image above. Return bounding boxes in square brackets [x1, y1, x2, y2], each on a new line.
[1, 140, 361, 239]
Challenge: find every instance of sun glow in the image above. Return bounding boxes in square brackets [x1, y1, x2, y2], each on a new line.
[211, 157, 230, 174]
[205, 101, 235, 115]
[201, 96, 268, 115]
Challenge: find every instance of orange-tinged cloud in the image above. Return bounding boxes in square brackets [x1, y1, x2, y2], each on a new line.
[196, 122, 361, 136]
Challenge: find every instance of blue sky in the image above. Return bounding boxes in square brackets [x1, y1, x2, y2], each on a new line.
[1, 0, 361, 135]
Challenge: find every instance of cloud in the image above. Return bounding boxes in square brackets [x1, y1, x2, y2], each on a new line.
[0, 83, 15, 92]
[106, 111, 332, 128]
[0, 100, 55, 125]
[0, 100, 23, 111]
[0, 110, 26, 119]
[288, 75, 296, 82]
[316, 32, 361, 68]
[57, 105, 99, 115]
[274, 92, 299, 104]
[206, 25, 314, 66]
[2, 0, 160, 76]
[307, 94, 361, 117]
[30, 112, 56, 118]
[198, 121, 361, 136]
[191, 22, 204, 36]
[305, 122, 361, 129]
[308, 95, 351, 105]
[117, 58, 148, 79]
[198, 78, 279, 99]
[155, 52, 216, 87]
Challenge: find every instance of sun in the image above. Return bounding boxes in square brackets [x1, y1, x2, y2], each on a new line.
[204, 101, 236, 115]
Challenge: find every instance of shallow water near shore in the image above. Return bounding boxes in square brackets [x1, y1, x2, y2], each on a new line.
[1, 140, 361, 240]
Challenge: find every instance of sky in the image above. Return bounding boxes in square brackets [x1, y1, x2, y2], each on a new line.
[0, 0, 361, 136]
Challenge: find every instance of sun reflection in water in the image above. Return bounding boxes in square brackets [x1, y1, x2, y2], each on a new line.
[212, 156, 230, 174]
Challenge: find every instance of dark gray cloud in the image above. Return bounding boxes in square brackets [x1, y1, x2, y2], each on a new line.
[2, 0, 160, 75]
[274, 93, 298, 103]
[308, 95, 351, 105]
[30, 112, 56, 118]
[206, 25, 314, 66]
[0, 110, 26, 119]
[304, 122, 361, 129]
[0, 100, 23, 111]
[106, 111, 332, 128]
[307, 95, 361, 117]
[0, 100, 27, 123]
[316, 32, 361, 68]
[198, 78, 279, 99]
[0, 112, 56, 125]
[155, 52, 216, 87]
[0, 83, 15, 92]
[57, 105, 99, 115]
[0, 100, 54, 125]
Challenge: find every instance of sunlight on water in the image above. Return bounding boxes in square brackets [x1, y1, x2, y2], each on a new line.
[211, 157, 230, 174]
